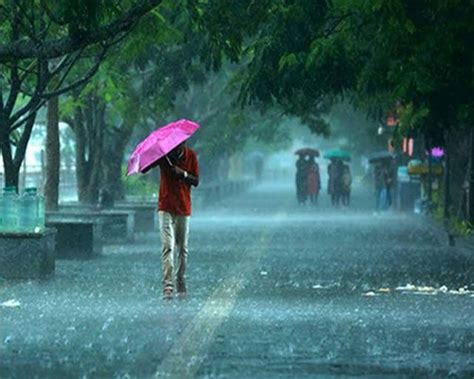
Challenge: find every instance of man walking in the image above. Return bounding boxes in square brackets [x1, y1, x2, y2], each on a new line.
[146, 142, 199, 299]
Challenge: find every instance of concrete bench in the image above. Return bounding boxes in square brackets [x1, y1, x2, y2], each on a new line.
[114, 202, 158, 232]
[0, 229, 56, 279]
[47, 210, 135, 243]
[60, 202, 155, 233]
[99, 210, 135, 242]
[45, 219, 103, 259]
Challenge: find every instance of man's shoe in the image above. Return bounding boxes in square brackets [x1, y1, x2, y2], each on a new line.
[162, 288, 173, 300]
[176, 281, 186, 295]
[176, 291, 187, 299]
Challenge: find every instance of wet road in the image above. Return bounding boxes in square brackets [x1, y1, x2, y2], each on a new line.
[1, 182, 473, 378]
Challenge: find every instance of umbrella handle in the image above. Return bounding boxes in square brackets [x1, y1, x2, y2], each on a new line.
[165, 156, 174, 167]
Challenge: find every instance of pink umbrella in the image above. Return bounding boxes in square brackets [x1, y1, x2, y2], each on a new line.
[127, 119, 200, 176]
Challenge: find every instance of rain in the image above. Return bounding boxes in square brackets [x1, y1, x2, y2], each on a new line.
[0, 2, 474, 378]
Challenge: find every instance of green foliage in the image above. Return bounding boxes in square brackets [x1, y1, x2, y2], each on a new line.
[397, 103, 430, 136]
[194, 0, 474, 144]
[122, 166, 157, 197]
[45, 0, 111, 28]
[60, 0, 204, 134]
[343, 0, 474, 143]
[452, 220, 473, 237]
[0, 0, 167, 188]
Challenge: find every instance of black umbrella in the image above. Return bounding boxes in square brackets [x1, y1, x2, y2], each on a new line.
[295, 148, 320, 157]
[368, 151, 394, 164]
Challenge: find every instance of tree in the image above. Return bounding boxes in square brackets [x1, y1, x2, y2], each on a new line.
[0, 0, 164, 63]
[61, 3, 207, 204]
[170, 65, 291, 181]
[0, 0, 164, 190]
[189, 0, 338, 134]
[193, 1, 473, 139]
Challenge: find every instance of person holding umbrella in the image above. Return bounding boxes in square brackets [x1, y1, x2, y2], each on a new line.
[368, 152, 395, 211]
[373, 162, 387, 211]
[341, 163, 352, 206]
[128, 119, 200, 300]
[324, 150, 351, 207]
[294, 148, 319, 204]
[306, 154, 321, 205]
[295, 154, 308, 204]
[327, 159, 344, 206]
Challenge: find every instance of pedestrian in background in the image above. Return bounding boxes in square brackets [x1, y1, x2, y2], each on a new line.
[307, 155, 320, 204]
[385, 160, 396, 209]
[374, 162, 387, 212]
[296, 154, 308, 204]
[341, 164, 352, 206]
[328, 159, 344, 206]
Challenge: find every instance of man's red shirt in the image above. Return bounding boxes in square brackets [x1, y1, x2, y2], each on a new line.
[158, 147, 199, 216]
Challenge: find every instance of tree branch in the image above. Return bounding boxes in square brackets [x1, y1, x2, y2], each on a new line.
[9, 59, 50, 129]
[39, 0, 68, 26]
[15, 0, 39, 42]
[0, 0, 163, 63]
[0, 82, 3, 110]
[13, 112, 36, 169]
[5, 62, 22, 115]
[40, 46, 109, 99]
[9, 45, 108, 132]
[5, 6, 22, 115]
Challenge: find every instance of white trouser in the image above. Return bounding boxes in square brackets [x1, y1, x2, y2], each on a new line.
[158, 211, 190, 290]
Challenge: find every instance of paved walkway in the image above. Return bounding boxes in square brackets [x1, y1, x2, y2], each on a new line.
[1, 182, 473, 378]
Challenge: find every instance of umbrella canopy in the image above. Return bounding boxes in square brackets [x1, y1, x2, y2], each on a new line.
[368, 151, 395, 164]
[323, 149, 351, 161]
[127, 119, 200, 176]
[295, 148, 320, 157]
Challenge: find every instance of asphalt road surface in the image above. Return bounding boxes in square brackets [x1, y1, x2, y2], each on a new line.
[1, 182, 473, 378]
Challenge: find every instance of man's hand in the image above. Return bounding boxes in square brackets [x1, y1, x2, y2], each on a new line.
[171, 166, 185, 178]
[170, 165, 199, 186]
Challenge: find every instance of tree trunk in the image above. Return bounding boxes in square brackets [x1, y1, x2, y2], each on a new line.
[469, 130, 474, 223]
[85, 99, 104, 205]
[446, 128, 471, 221]
[72, 94, 104, 205]
[0, 114, 35, 192]
[0, 115, 15, 190]
[3, 163, 19, 191]
[73, 104, 89, 203]
[45, 96, 60, 210]
[102, 126, 133, 203]
[444, 146, 451, 226]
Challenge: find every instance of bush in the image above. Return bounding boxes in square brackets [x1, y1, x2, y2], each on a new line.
[453, 220, 473, 237]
